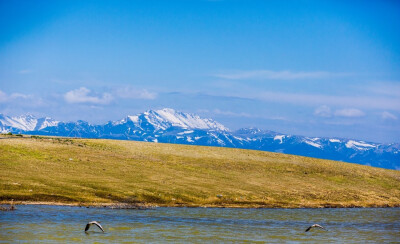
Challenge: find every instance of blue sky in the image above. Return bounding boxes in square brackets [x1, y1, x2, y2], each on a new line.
[0, 0, 399, 143]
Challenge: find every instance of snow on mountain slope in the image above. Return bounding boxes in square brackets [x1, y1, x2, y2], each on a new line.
[35, 117, 59, 130]
[109, 108, 227, 132]
[0, 114, 36, 131]
[274, 135, 285, 143]
[0, 114, 58, 132]
[304, 139, 323, 148]
[149, 108, 228, 131]
[118, 108, 229, 131]
[345, 140, 376, 150]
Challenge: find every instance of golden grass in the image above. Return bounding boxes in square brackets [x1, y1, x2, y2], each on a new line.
[1, 135, 399, 208]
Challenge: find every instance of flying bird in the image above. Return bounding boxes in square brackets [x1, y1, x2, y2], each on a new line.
[85, 221, 104, 232]
[305, 224, 327, 232]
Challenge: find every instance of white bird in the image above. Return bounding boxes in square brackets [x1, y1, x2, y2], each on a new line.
[305, 224, 327, 232]
[85, 221, 104, 232]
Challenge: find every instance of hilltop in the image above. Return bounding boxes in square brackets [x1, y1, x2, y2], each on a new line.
[1, 135, 399, 208]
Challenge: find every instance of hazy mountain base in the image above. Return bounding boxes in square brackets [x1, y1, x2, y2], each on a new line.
[1, 136, 399, 208]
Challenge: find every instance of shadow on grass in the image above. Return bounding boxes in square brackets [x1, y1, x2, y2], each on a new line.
[0, 194, 78, 202]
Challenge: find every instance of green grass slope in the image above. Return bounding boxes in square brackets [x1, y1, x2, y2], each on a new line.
[1, 136, 399, 208]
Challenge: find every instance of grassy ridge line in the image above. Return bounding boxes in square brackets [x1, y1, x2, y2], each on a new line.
[0, 136, 399, 208]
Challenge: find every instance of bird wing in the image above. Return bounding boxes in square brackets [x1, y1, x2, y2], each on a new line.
[91, 221, 105, 232]
[306, 224, 327, 232]
[84, 223, 91, 232]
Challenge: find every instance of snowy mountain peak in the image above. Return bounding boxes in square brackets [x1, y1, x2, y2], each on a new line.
[130, 108, 228, 131]
[156, 108, 176, 114]
[127, 115, 139, 123]
[111, 108, 229, 132]
[0, 114, 59, 131]
[34, 117, 59, 130]
[154, 108, 229, 131]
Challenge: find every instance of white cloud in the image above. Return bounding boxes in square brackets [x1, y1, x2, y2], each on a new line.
[214, 70, 349, 80]
[115, 87, 157, 100]
[0, 90, 35, 103]
[0, 90, 45, 108]
[314, 105, 332, 117]
[334, 108, 365, 118]
[10, 93, 33, 99]
[382, 111, 398, 120]
[64, 87, 113, 105]
[314, 106, 365, 118]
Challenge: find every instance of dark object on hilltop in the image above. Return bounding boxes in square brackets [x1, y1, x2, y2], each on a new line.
[305, 224, 327, 232]
[85, 221, 104, 232]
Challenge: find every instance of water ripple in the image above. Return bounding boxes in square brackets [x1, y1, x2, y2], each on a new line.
[0, 205, 399, 243]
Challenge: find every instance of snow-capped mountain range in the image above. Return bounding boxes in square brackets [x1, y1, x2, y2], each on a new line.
[1, 108, 399, 170]
[0, 114, 59, 132]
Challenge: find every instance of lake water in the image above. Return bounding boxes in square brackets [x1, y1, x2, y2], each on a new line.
[0, 205, 399, 243]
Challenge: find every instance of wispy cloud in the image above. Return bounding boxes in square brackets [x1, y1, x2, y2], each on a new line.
[382, 111, 398, 120]
[0, 90, 45, 108]
[64, 87, 113, 105]
[167, 89, 399, 112]
[334, 108, 365, 118]
[199, 108, 289, 121]
[213, 70, 350, 80]
[314, 106, 365, 118]
[115, 87, 157, 100]
[256, 91, 400, 111]
[9, 93, 33, 99]
[314, 105, 332, 117]
[0, 90, 35, 103]
[364, 82, 400, 97]
[212, 109, 253, 118]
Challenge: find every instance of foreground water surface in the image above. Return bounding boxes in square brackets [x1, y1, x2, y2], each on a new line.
[0, 205, 399, 243]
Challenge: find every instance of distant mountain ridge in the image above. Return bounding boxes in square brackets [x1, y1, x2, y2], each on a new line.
[0, 113, 59, 132]
[1, 108, 399, 170]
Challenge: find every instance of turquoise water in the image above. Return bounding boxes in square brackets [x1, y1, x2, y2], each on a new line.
[0, 205, 399, 243]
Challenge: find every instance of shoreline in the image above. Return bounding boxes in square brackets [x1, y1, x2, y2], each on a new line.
[1, 200, 399, 209]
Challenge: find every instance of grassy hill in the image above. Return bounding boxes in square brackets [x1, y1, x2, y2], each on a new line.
[1, 135, 399, 208]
